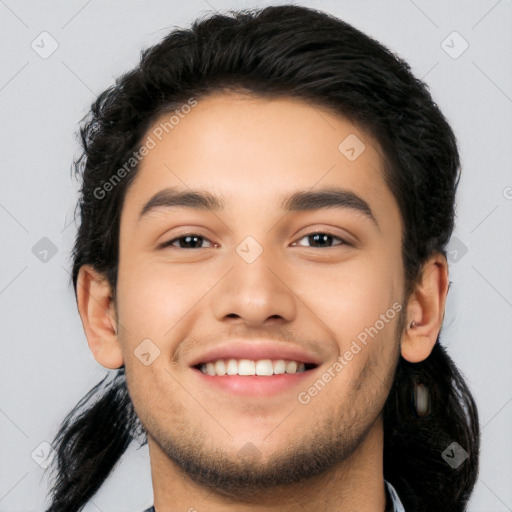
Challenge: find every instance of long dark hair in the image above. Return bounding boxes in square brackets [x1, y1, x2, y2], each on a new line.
[45, 5, 479, 511]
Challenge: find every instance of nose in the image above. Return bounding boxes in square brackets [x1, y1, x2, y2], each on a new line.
[210, 245, 297, 328]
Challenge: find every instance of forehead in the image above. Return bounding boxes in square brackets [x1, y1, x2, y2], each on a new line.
[122, 92, 398, 227]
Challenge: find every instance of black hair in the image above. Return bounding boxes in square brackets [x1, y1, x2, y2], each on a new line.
[44, 5, 479, 511]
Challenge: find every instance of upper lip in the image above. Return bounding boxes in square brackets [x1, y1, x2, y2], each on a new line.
[188, 341, 322, 367]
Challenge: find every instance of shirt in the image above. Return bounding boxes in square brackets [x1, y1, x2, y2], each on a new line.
[386, 480, 406, 512]
[141, 479, 406, 511]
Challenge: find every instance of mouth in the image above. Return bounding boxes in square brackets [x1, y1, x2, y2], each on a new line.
[187, 341, 323, 396]
[193, 358, 318, 376]
[191, 357, 320, 397]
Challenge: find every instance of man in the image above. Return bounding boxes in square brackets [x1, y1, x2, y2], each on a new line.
[44, 5, 479, 511]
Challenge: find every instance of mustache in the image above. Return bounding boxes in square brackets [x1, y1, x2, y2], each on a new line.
[172, 327, 328, 364]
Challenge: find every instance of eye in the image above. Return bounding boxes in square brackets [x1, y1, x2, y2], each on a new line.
[292, 232, 351, 248]
[159, 231, 351, 250]
[159, 233, 215, 249]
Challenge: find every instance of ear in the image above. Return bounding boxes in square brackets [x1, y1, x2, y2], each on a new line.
[76, 264, 124, 369]
[401, 252, 449, 363]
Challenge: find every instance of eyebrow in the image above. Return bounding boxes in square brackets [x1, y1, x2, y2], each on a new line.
[138, 186, 379, 230]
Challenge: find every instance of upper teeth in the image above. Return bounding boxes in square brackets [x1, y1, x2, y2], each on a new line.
[199, 359, 306, 376]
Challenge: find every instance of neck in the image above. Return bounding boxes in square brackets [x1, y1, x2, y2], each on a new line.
[149, 417, 387, 512]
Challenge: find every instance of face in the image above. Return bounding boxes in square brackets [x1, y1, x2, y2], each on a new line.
[115, 91, 406, 493]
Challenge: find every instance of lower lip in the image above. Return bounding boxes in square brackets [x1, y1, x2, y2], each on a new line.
[192, 368, 315, 397]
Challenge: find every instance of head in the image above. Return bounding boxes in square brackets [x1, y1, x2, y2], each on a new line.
[45, 5, 479, 512]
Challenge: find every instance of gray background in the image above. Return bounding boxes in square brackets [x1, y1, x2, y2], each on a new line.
[0, 0, 511, 510]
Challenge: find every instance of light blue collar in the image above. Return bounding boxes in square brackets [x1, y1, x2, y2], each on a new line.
[146, 481, 406, 512]
[385, 480, 406, 512]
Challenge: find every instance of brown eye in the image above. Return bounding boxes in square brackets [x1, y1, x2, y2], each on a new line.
[160, 234, 214, 249]
[294, 232, 351, 248]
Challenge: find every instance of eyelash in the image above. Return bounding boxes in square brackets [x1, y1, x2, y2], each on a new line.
[159, 231, 352, 249]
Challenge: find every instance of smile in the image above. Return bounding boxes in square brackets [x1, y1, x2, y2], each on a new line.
[196, 358, 317, 376]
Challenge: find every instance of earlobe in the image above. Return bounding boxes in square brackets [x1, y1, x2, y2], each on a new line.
[401, 253, 449, 363]
[76, 264, 124, 369]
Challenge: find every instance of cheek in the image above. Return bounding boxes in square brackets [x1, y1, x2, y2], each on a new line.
[116, 257, 222, 348]
[115, 257, 180, 341]
[297, 255, 400, 344]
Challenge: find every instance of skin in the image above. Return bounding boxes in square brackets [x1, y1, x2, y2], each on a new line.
[77, 91, 449, 511]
